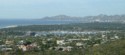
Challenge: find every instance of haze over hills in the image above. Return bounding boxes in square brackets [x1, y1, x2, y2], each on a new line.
[41, 14, 125, 23]
[0, 14, 125, 29]
[41, 15, 82, 21]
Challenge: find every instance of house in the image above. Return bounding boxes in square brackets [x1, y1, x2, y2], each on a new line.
[51, 46, 73, 51]
[57, 40, 65, 45]
[93, 44, 99, 47]
[18, 40, 25, 45]
[0, 45, 6, 48]
[82, 39, 90, 41]
[0, 45, 13, 51]
[1, 48, 13, 51]
[18, 41, 39, 51]
[26, 31, 36, 36]
[68, 39, 84, 42]
[62, 46, 73, 51]
[42, 41, 46, 45]
[76, 42, 83, 46]
[18, 45, 27, 51]
[5, 40, 14, 45]
[114, 35, 119, 39]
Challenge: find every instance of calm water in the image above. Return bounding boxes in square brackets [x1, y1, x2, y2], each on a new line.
[0, 19, 81, 28]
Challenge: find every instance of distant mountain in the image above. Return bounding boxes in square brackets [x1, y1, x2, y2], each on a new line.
[41, 15, 82, 21]
[83, 14, 125, 22]
[40, 14, 125, 23]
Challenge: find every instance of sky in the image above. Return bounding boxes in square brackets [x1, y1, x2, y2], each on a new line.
[0, 0, 125, 19]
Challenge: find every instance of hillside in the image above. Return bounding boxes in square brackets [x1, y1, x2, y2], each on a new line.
[40, 14, 125, 23]
[86, 39, 125, 55]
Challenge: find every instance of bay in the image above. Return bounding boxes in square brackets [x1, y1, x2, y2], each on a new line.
[0, 19, 80, 28]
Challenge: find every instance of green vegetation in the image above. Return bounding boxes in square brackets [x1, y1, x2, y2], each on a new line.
[86, 39, 125, 55]
[0, 39, 125, 55]
[1, 22, 125, 32]
[0, 22, 125, 55]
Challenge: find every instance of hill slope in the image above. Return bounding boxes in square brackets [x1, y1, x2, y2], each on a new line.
[41, 14, 125, 23]
[87, 39, 125, 55]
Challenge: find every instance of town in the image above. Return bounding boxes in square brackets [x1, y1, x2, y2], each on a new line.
[0, 30, 125, 55]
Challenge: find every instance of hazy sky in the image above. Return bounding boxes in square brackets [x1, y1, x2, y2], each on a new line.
[0, 0, 125, 19]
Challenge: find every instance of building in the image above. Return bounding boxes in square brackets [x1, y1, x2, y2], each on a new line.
[18, 41, 39, 51]
[51, 46, 73, 51]
[5, 40, 14, 45]
[57, 40, 65, 45]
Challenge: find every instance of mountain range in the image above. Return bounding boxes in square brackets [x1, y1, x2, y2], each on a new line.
[40, 14, 125, 23]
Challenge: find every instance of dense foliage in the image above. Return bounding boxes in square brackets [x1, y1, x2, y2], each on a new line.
[1, 39, 125, 55]
[1, 22, 125, 31]
[86, 39, 125, 55]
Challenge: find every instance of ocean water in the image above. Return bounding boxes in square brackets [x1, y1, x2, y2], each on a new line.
[0, 19, 80, 28]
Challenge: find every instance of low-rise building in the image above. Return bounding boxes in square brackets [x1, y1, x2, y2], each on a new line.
[57, 40, 65, 45]
[18, 42, 39, 51]
[5, 40, 14, 45]
[50, 46, 73, 51]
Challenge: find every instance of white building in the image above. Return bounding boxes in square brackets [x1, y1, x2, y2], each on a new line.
[57, 40, 65, 45]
